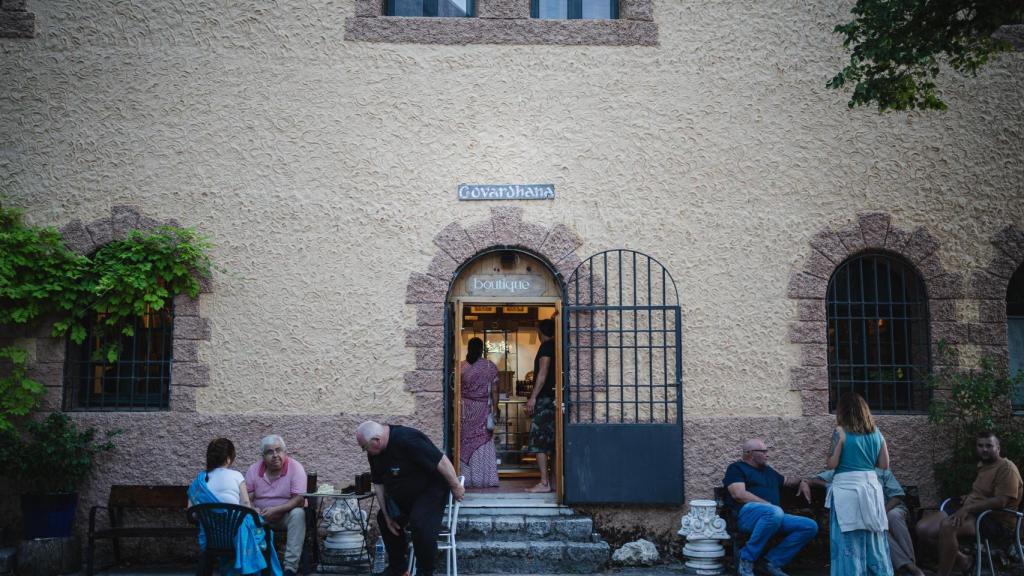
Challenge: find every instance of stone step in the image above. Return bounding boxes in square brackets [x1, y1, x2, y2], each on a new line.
[456, 515, 593, 542]
[450, 540, 610, 574]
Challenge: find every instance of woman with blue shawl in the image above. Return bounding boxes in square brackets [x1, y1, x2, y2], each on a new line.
[188, 438, 283, 576]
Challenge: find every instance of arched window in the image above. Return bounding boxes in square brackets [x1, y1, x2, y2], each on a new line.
[1008, 263, 1024, 410]
[63, 304, 174, 410]
[827, 253, 930, 413]
[532, 0, 617, 19]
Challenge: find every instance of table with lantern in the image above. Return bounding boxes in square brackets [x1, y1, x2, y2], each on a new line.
[300, 489, 377, 574]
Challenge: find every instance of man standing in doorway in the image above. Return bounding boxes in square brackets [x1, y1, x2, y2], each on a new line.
[525, 317, 556, 493]
[245, 434, 308, 576]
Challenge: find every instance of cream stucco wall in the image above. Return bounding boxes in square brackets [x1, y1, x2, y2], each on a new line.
[2, 0, 1022, 421]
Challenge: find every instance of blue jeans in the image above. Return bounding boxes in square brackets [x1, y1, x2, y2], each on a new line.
[737, 502, 818, 567]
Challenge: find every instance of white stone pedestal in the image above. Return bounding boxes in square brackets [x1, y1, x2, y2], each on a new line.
[677, 499, 729, 575]
[322, 498, 368, 560]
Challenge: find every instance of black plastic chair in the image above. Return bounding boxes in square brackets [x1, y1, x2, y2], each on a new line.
[187, 503, 272, 576]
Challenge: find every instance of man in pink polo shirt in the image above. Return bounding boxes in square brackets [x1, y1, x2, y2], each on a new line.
[245, 434, 307, 576]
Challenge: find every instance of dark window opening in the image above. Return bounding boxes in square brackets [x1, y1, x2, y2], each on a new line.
[532, 0, 618, 19]
[63, 304, 174, 411]
[387, 0, 474, 17]
[827, 253, 930, 413]
[1008, 263, 1024, 410]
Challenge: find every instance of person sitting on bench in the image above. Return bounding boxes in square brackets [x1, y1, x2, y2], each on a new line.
[723, 438, 817, 576]
[245, 435, 307, 576]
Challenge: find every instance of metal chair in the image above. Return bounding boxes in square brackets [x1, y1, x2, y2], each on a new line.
[187, 503, 272, 576]
[940, 498, 1024, 576]
[408, 476, 464, 576]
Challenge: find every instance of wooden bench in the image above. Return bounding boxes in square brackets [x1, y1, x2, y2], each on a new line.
[712, 483, 921, 567]
[87, 479, 317, 576]
[85, 485, 196, 576]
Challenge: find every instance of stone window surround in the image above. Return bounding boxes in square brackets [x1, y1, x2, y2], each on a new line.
[787, 212, 967, 417]
[345, 0, 656, 46]
[403, 206, 583, 422]
[21, 206, 212, 414]
[968, 225, 1024, 374]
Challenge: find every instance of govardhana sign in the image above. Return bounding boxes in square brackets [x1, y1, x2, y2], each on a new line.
[458, 184, 555, 201]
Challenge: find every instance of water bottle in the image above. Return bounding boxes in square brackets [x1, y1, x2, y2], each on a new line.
[373, 536, 386, 573]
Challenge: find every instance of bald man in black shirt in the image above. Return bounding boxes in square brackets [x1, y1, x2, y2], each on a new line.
[356, 421, 464, 576]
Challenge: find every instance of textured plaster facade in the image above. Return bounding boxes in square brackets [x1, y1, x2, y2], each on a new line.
[1, 0, 1023, 552]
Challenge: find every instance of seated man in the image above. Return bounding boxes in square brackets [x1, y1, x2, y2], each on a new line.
[246, 434, 308, 576]
[813, 467, 924, 576]
[723, 438, 817, 576]
[356, 421, 465, 576]
[916, 430, 1023, 576]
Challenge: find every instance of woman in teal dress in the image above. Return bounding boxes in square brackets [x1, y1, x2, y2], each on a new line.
[826, 393, 893, 576]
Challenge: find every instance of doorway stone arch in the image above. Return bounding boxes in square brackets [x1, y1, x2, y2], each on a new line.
[402, 206, 584, 439]
[969, 224, 1024, 369]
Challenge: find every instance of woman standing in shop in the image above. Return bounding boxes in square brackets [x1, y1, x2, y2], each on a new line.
[460, 337, 500, 488]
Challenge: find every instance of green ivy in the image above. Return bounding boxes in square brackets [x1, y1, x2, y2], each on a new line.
[828, 0, 1020, 112]
[0, 347, 45, 432]
[0, 201, 213, 427]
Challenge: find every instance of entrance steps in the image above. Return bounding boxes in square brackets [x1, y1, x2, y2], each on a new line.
[446, 493, 610, 574]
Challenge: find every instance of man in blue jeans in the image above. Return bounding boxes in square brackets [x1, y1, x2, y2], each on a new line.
[723, 438, 818, 576]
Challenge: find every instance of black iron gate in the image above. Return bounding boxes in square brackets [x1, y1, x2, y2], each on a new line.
[562, 250, 683, 505]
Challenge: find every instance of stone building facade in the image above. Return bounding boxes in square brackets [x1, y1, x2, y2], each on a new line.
[2, 0, 1023, 553]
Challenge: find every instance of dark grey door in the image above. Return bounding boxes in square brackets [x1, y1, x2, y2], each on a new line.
[562, 250, 683, 505]
[443, 301, 456, 456]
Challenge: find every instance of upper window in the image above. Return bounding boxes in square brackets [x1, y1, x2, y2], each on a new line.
[532, 0, 617, 18]
[1008, 263, 1024, 410]
[827, 253, 930, 413]
[63, 304, 174, 411]
[387, 0, 474, 17]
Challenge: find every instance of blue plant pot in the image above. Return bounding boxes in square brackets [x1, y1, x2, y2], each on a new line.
[20, 493, 78, 539]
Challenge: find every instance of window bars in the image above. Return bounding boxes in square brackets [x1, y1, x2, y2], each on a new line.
[63, 304, 174, 411]
[564, 249, 682, 425]
[827, 253, 930, 413]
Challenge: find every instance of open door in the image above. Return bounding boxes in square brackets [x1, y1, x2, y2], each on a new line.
[562, 250, 684, 505]
[443, 301, 456, 457]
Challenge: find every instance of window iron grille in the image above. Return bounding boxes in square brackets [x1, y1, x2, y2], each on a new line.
[63, 304, 174, 411]
[827, 253, 930, 413]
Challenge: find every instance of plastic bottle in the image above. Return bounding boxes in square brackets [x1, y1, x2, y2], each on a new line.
[373, 536, 386, 573]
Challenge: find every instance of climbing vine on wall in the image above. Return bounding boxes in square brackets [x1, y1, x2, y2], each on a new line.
[0, 202, 213, 429]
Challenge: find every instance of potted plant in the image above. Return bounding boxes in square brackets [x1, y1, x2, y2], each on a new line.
[1, 413, 118, 539]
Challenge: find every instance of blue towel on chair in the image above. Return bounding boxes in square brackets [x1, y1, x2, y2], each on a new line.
[188, 472, 283, 576]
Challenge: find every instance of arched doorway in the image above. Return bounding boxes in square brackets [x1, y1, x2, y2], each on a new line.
[445, 248, 565, 495]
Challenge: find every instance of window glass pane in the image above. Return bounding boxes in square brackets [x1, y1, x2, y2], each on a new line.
[391, 0, 427, 16]
[1009, 264, 1024, 317]
[437, 0, 470, 16]
[536, 0, 568, 19]
[1010, 318, 1024, 409]
[581, 0, 613, 18]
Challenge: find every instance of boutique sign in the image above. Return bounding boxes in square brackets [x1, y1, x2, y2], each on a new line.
[457, 184, 555, 201]
[465, 274, 548, 297]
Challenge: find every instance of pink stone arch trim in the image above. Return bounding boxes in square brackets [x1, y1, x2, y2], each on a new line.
[786, 212, 965, 416]
[402, 206, 583, 419]
[967, 225, 1024, 370]
[43, 205, 213, 413]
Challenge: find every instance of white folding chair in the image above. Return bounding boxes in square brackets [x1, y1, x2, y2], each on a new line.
[940, 497, 1024, 575]
[408, 476, 464, 576]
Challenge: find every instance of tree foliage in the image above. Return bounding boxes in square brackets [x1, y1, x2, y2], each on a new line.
[828, 0, 1022, 112]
